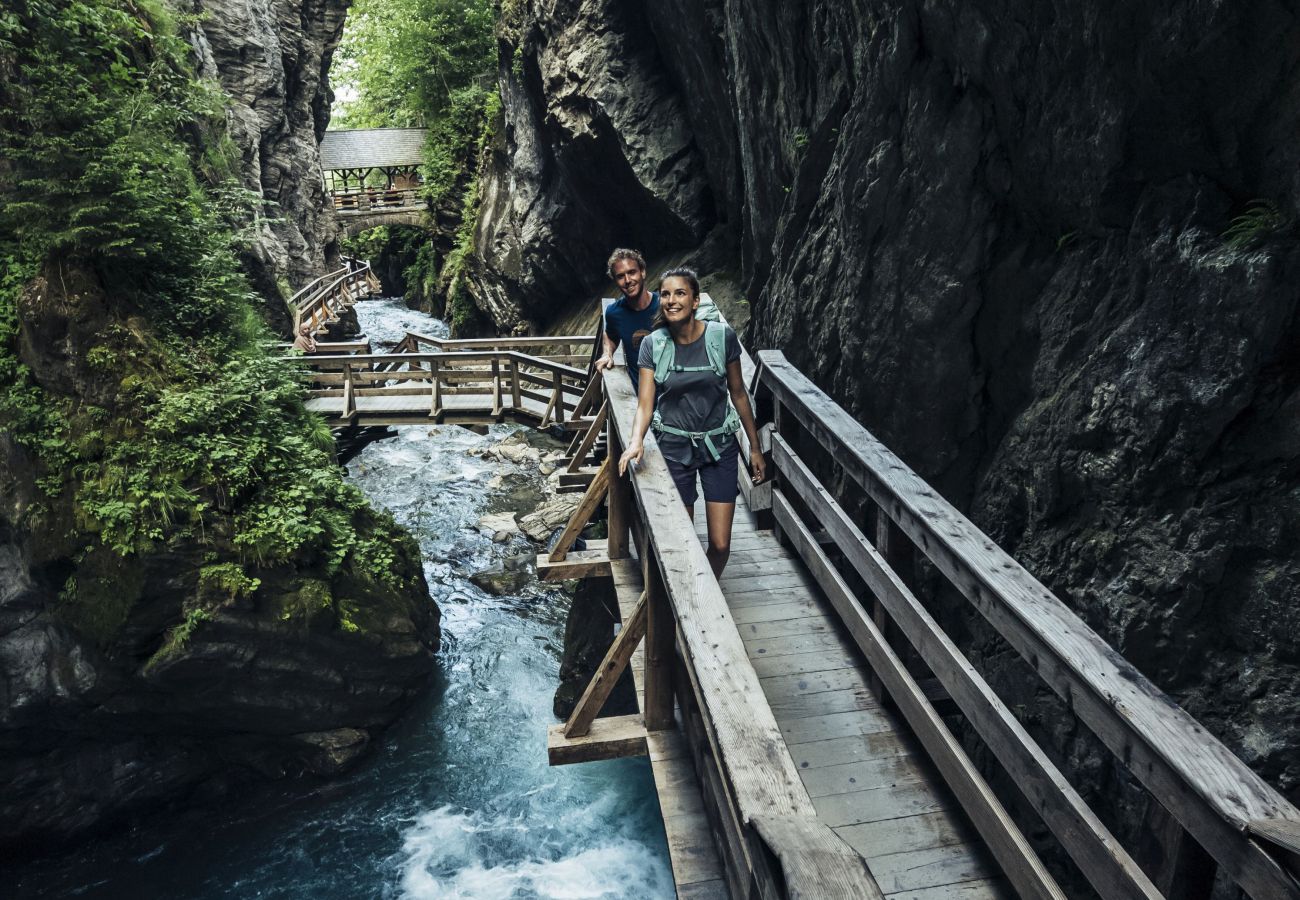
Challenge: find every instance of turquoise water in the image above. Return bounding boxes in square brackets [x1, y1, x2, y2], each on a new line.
[6, 301, 673, 899]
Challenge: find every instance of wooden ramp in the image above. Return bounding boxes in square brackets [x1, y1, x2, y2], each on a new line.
[694, 502, 1010, 900]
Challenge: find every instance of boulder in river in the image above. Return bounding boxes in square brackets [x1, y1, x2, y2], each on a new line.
[519, 494, 583, 542]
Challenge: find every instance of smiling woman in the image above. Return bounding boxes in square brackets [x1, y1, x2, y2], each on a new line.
[620, 268, 766, 577]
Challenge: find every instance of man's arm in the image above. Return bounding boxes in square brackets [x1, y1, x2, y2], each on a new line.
[595, 319, 617, 371]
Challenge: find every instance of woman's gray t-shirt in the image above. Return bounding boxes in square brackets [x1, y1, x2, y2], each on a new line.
[637, 324, 742, 467]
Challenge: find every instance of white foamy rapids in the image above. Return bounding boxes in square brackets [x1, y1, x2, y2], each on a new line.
[355, 297, 450, 350]
[396, 806, 674, 900]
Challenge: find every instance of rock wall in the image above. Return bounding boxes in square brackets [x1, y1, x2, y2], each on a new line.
[481, 0, 1300, 856]
[0, 264, 440, 856]
[190, 0, 347, 328]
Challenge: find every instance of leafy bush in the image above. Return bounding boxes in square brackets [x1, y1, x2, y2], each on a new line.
[0, 0, 415, 627]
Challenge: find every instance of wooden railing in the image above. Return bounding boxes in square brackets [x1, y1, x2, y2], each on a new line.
[291, 262, 380, 336]
[330, 187, 423, 215]
[394, 331, 595, 370]
[745, 350, 1300, 899]
[296, 347, 591, 428]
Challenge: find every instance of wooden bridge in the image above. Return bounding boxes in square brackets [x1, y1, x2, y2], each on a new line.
[291, 312, 1300, 899]
[288, 260, 381, 337]
[319, 127, 428, 234]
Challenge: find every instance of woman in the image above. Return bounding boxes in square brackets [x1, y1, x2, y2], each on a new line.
[618, 267, 766, 576]
[292, 322, 317, 354]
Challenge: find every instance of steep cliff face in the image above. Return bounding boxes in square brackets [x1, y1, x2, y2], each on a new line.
[190, 0, 347, 325]
[477, 0, 1300, 815]
[0, 0, 438, 854]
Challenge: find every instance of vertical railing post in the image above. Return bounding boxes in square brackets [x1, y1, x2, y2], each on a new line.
[491, 353, 503, 417]
[643, 553, 675, 731]
[607, 415, 631, 561]
[509, 355, 522, 414]
[551, 368, 563, 427]
[342, 362, 354, 421]
[430, 358, 442, 420]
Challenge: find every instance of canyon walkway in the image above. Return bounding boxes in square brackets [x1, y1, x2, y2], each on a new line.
[292, 308, 1300, 900]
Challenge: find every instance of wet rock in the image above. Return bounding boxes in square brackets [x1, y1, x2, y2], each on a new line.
[474, 512, 520, 541]
[469, 554, 535, 596]
[519, 495, 583, 543]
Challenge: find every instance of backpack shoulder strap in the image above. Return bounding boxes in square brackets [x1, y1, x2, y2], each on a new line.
[650, 328, 675, 383]
[704, 321, 729, 377]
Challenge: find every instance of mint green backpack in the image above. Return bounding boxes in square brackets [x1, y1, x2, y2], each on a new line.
[647, 317, 741, 462]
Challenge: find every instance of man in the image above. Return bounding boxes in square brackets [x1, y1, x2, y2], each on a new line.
[594, 248, 658, 388]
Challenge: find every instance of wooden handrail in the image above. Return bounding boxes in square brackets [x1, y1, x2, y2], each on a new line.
[753, 349, 1300, 899]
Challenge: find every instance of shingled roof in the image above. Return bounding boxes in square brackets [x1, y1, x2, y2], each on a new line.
[319, 127, 427, 170]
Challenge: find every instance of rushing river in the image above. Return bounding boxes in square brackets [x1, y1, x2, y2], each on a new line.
[8, 299, 673, 899]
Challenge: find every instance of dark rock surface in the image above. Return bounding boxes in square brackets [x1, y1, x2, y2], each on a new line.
[190, 0, 348, 329]
[476, 0, 1300, 862]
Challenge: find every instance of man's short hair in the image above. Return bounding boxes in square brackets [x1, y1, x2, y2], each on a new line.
[606, 248, 646, 279]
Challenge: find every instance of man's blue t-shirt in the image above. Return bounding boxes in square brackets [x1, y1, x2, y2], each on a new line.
[604, 291, 659, 384]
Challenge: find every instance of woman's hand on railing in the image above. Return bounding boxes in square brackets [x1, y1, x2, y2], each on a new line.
[594, 354, 614, 372]
[749, 448, 767, 485]
[619, 440, 644, 476]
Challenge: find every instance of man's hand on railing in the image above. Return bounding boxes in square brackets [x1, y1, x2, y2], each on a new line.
[594, 354, 615, 372]
[618, 440, 644, 476]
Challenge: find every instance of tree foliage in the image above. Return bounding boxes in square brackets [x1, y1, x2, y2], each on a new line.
[0, 0, 413, 619]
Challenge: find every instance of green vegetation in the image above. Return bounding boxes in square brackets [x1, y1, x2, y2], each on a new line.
[0, 0, 416, 643]
[333, 0, 499, 329]
[1223, 200, 1292, 250]
[334, 0, 496, 208]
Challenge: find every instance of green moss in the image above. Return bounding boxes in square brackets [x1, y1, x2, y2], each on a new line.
[273, 578, 335, 624]
[0, 0, 420, 623]
[55, 549, 146, 646]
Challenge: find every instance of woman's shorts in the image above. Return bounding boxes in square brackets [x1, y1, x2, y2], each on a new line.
[664, 439, 739, 506]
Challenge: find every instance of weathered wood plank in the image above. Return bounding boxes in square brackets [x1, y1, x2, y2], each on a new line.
[774, 485, 1068, 898]
[547, 713, 647, 765]
[835, 811, 975, 859]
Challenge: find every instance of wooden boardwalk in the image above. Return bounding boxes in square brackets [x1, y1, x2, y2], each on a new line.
[538, 338, 1300, 899]
[288, 302, 1300, 899]
[696, 503, 1008, 900]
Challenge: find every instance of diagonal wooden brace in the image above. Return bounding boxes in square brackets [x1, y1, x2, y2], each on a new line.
[564, 590, 648, 738]
[548, 457, 610, 562]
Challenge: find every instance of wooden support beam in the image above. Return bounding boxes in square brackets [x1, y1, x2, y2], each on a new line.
[548, 713, 648, 765]
[567, 401, 608, 474]
[607, 425, 631, 560]
[536, 546, 611, 581]
[564, 591, 648, 738]
[547, 458, 610, 562]
[642, 549, 675, 732]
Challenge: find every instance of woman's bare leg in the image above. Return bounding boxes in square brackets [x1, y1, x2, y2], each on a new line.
[704, 501, 735, 577]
